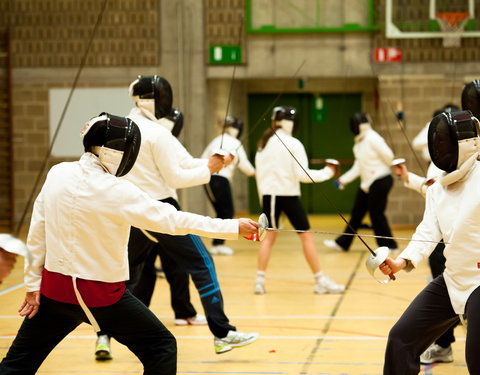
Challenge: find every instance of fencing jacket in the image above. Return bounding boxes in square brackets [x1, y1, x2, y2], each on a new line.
[255, 129, 334, 197]
[25, 153, 239, 292]
[201, 133, 255, 181]
[399, 161, 480, 314]
[125, 107, 211, 200]
[339, 125, 394, 192]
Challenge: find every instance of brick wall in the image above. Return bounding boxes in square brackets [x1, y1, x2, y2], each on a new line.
[5, 0, 160, 67]
[204, 0, 245, 64]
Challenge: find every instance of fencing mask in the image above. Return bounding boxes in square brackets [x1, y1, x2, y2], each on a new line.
[428, 110, 479, 173]
[350, 112, 370, 135]
[224, 116, 243, 139]
[129, 75, 173, 122]
[165, 108, 184, 138]
[461, 80, 480, 120]
[81, 113, 141, 177]
[272, 106, 296, 135]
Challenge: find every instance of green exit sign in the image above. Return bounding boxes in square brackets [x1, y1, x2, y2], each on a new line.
[209, 45, 242, 64]
[312, 96, 325, 122]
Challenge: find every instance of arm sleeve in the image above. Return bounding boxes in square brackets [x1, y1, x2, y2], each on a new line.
[176, 140, 209, 169]
[24, 189, 47, 292]
[236, 145, 255, 177]
[152, 136, 211, 188]
[404, 172, 428, 197]
[119, 183, 239, 240]
[412, 123, 429, 152]
[339, 160, 360, 186]
[371, 134, 394, 166]
[397, 189, 442, 270]
[292, 141, 334, 183]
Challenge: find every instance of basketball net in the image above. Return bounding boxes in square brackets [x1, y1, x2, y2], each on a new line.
[436, 12, 470, 48]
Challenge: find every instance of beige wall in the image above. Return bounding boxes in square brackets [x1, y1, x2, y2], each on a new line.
[5, 0, 480, 230]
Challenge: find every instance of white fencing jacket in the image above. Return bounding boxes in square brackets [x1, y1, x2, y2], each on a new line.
[125, 107, 210, 200]
[399, 161, 480, 314]
[339, 125, 394, 192]
[255, 129, 334, 197]
[201, 133, 255, 181]
[25, 153, 239, 292]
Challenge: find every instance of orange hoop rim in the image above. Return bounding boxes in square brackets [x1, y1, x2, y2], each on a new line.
[436, 12, 470, 27]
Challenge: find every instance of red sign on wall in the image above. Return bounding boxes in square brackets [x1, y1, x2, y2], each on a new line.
[374, 47, 403, 62]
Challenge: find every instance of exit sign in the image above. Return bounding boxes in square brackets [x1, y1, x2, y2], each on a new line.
[209, 45, 242, 64]
[374, 47, 402, 62]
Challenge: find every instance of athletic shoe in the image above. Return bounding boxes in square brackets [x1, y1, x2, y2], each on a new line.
[420, 344, 453, 364]
[214, 330, 259, 354]
[174, 314, 208, 326]
[254, 277, 266, 294]
[210, 245, 235, 255]
[323, 239, 345, 252]
[314, 275, 345, 294]
[95, 334, 113, 361]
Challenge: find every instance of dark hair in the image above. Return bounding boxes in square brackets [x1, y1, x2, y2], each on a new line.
[257, 123, 281, 151]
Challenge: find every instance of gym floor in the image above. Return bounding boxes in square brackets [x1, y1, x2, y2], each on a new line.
[0, 215, 466, 374]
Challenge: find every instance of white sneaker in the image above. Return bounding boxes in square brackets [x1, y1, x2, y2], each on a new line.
[214, 330, 259, 354]
[174, 314, 208, 326]
[314, 275, 345, 294]
[420, 344, 453, 364]
[323, 239, 344, 252]
[210, 245, 235, 255]
[254, 277, 266, 294]
[95, 334, 112, 361]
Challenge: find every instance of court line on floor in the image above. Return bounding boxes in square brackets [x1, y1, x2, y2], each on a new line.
[0, 314, 401, 320]
[1, 334, 466, 341]
[0, 283, 24, 296]
[298, 251, 366, 375]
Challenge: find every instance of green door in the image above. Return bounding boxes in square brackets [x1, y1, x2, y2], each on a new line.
[247, 93, 361, 214]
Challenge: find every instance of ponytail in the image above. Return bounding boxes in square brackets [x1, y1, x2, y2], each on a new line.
[257, 123, 281, 151]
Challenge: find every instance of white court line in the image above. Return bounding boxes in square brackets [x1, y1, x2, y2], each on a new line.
[0, 334, 467, 342]
[0, 314, 400, 320]
[0, 283, 24, 296]
[194, 315, 401, 320]
[0, 314, 399, 319]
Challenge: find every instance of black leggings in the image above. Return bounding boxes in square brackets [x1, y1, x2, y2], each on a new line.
[384, 274, 480, 374]
[336, 175, 397, 250]
[0, 291, 176, 375]
[204, 175, 234, 246]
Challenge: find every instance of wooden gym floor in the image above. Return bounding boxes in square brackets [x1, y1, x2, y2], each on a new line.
[0, 215, 467, 374]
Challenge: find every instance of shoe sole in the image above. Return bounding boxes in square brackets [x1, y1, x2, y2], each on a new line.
[95, 351, 113, 361]
[215, 335, 259, 354]
[420, 358, 453, 365]
[175, 320, 208, 326]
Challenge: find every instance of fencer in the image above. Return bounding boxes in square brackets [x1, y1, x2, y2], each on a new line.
[323, 112, 398, 252]
[254, 105, 344, 295]
[0, 113, 259, 375]
[379, 110, 480, 375]
[389, 83, 480, 365]
[202, 116, 256, 255]
[121, 75, 259, 355]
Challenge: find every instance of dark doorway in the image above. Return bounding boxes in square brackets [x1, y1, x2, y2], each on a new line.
[247, 93, 362, 214]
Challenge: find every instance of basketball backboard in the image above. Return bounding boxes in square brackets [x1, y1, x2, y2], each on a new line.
[386, 0, 480, 45]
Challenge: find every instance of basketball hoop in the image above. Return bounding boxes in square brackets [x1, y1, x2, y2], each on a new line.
[436, 12, 470, 48]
